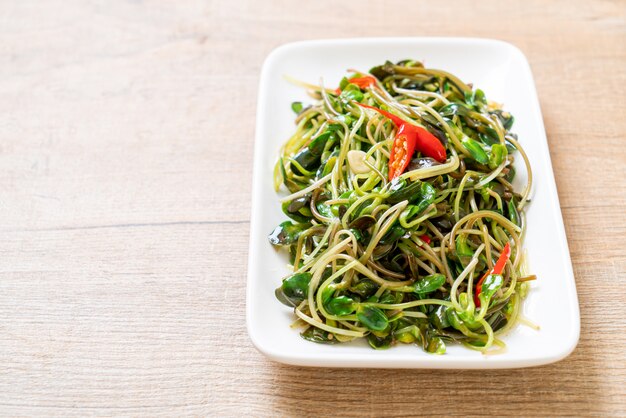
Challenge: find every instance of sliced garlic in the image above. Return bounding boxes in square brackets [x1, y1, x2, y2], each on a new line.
[347, 150, 375, 175]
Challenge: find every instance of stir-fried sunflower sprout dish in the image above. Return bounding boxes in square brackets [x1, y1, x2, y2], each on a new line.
[269, 60, 537, 354]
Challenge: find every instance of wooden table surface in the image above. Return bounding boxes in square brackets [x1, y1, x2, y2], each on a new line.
[1, 0, 625, 416]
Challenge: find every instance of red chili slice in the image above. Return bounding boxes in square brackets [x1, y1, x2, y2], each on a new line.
[388, 124, 417, 180]
[334, 76, 377, 94]
[349, 76, 377, 89]
[355, 103, 447, 179]
[419, 234, 431, 245]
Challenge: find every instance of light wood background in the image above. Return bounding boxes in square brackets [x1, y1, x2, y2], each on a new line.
[1, 0, 625, 416]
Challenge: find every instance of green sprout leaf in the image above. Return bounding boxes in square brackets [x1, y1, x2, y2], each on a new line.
[368, 332, 393, 349]
[429, 305, 450, 329]
[340, 84, 364, 102]
[326, 296, 357, 316]
[356, 305, 389, 331]
[455, 235, 474, 266]
[300, 327, 338, 344]
[394, 324, 422, 344]
[413, 274, 446, 295]
[489, 143, 508, 169]
[349, 279, 378, 298]
[387, 178, 423, 204]
[424, 330, 446, 354]
[478, 274, 504, 308]
[291, 101, 304, 114]
[275, 273, 311, 307]
[463, 137, 489, 165]
[268, 221, 309, 246]
[507, 197, 520, 226]
[282, 195, 312, 223]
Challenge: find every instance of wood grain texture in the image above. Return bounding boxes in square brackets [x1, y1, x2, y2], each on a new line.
[0, 0, 625, 416]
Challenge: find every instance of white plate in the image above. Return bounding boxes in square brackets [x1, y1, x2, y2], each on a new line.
[247, 38, 580, 368]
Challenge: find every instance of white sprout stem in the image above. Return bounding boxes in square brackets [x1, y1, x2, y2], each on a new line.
[279, 173, 332, 203]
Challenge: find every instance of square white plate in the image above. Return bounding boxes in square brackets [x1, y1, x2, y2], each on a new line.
[247, 38, 580, 368]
